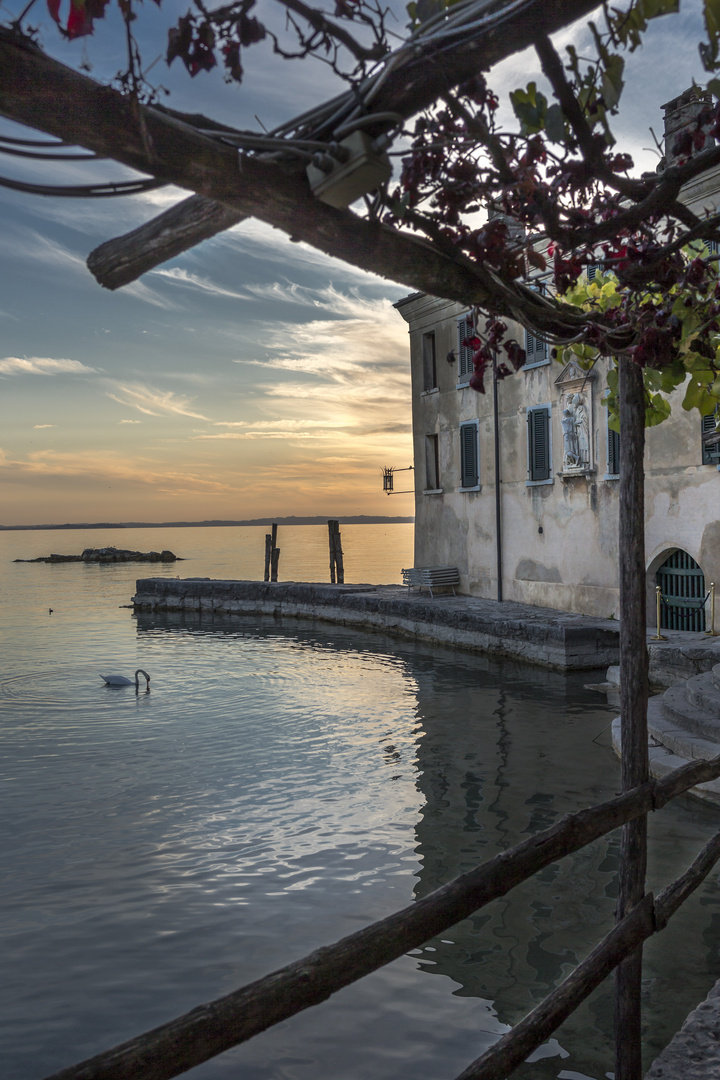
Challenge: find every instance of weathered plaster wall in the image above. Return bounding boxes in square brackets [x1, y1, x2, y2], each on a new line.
[396, 292, 720, 620]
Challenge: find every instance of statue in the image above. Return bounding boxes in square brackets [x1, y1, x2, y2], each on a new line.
[562, 407, 579, 467]
[572, 393, 590, 467]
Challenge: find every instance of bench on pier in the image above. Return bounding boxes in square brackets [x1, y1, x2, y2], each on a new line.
[402, 565, 460, 598]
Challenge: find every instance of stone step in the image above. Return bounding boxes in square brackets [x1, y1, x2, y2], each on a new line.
[712, 663, 720, 692]
[612, 714, 720, 803]
[661, 683, 720, 742]
[685, 669, 720, 715]
[648, 697, 720, 763]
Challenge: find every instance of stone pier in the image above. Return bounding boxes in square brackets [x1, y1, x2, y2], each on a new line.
[132, 577, 620, 671]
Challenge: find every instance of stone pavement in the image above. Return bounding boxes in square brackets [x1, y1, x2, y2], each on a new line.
[645, 978, 720, 1078]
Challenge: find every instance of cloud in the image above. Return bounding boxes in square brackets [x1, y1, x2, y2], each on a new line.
[150, 267, 251, 301]
[106, 382, 211, 420]
[119, 419, 142, 424]
[0, 228, 176, 309]
[33, 424, 57, 429]
[0, 448, 237, 495]
[0, 357, 96, 375]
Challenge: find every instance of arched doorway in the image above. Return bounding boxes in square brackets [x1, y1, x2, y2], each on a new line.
[656, 549, 707, 631]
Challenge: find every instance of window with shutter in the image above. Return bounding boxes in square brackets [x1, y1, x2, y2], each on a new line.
[524, 328, 549, 368]
[527, 406, 552, 483]
[702, 410, 720, 464]
[425, 434, 440, 490]
[607, 423, 621, 476]
[422, 332, 437, 392]
[457, 315, 474, 380]
[523, 283, 549, 369]
[460, 422, 479, 488]
[587, 264, 600, 281]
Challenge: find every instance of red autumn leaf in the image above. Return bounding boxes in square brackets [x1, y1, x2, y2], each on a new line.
[47, 0, 111, 38]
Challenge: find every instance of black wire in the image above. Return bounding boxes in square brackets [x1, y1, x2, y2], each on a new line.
[0, 134, 72, 147]
[0, 144, 102, 161]
[0, 175, 167, 197]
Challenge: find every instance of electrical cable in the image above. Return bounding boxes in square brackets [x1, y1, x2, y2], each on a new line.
[0, 174, 166, 197]
[0, 143, 102, 160]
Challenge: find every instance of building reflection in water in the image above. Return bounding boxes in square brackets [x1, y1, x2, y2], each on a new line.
[408, 653, 720, 1078]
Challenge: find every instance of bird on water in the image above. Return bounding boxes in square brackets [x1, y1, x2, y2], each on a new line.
[100, 670, 151, 689]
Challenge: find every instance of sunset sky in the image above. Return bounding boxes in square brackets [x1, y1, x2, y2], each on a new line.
[0, 0, 709, 526]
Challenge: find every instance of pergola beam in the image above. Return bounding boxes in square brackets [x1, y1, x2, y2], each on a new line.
[0, 27, 500, 308]
[2, 0, 601, 293]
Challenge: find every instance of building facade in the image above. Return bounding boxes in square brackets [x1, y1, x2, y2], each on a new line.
[395, 157, 720, 623]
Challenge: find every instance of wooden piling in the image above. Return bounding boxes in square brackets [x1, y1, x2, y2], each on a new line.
[270, 524, 279, 582]
[328, 520, 344, 584]
[264, 534, 272, 582]
[264, 525, 280, 582]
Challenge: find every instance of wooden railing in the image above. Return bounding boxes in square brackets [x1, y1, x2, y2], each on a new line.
[42, 753, 720, 1080]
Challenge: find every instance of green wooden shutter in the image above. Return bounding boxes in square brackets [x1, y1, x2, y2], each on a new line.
[524, 327, 547, 365]
[702, 411, 720, 464]
[457, 316, 474, 378]
[528, 407, 551, 481]
[460, 423, 478, 487]
[608, 424, 620, 475]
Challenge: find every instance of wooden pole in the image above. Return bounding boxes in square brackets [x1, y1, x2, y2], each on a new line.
[328, 520, 336, 583]
[38, 759, 720, 1080]
[270, 524, 279, 582]
[614, 356, 649, 1080]
[264, 534, 272, 582]
[334, 522, 344, 584]
[327, 520, 344, 584]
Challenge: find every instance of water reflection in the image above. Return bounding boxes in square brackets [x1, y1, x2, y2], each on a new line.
[3, 608, 720, 1080]
[134, 613, 720, 1076]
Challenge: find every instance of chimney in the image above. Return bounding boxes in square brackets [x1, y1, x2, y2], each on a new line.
[662, 87, 715, 168]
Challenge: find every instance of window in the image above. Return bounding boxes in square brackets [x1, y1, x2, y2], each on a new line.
[422, 332, 437, 392]
[524, 283, 549, 369]
[524, 328, 549, 368]
[702, 410, 720, 465]
[425, 433, 440, 490]
[459, 421, 479, 489]
[527, 405, 552, 483]
[607, 423, 621, 477]
[457, 313, 474, 381]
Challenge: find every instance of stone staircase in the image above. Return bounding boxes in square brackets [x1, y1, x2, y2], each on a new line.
[611, 663, 720, 802]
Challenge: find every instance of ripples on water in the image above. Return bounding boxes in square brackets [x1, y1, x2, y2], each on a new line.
[2, 527, 720, 1080]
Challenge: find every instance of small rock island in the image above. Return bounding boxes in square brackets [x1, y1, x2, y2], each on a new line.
[15, 546, 181, 564]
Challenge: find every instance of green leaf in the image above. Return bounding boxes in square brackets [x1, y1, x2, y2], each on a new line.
[646, 393, 672, 426]
[641, 0, 679, 17]
[601, 54, 625, 109]
[544, 103, 567, 144]
[509, 83, 548, 135]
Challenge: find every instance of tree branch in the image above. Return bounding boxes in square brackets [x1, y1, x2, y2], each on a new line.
[0, 27, 502, 308]
[70, 0, 605, 284]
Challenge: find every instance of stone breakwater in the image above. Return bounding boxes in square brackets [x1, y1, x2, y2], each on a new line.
[132, 577, 620, 672]
[16, 546, 181, 564]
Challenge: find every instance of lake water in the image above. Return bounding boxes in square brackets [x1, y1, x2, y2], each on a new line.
[2, 524, 720, 1080]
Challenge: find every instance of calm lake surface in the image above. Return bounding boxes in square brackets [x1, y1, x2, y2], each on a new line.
[2, 524, 720, 1080]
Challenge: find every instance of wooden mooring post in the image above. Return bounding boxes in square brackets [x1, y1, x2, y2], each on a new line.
[264, 524, 280, 582]
[328, 520, 344, 584]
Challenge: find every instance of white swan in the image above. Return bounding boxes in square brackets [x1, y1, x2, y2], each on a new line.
[100, 669, 151, 689]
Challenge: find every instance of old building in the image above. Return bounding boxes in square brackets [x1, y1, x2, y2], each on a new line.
[394, 92, 720, 624]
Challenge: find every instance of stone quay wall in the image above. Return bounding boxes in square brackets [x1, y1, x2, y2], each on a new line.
[132, 578, 621, 672]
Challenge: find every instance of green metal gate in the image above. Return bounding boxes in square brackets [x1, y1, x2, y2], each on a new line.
[656, 549, 707, 631]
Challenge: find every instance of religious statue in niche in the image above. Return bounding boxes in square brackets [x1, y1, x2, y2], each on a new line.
[560, 389, 592, 471]
[555, 359, 594, 474]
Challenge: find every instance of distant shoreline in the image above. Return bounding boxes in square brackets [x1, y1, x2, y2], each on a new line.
[0, 516, 414, 532]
